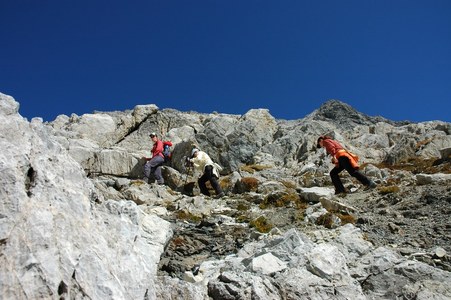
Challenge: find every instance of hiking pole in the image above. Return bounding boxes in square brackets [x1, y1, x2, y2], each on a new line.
[183, 165, 190, 185]
[182, 156, 193, 185]
[184, 162, 192, 185]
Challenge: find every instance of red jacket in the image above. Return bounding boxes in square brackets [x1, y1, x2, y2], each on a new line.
[151, 140, 164, 158]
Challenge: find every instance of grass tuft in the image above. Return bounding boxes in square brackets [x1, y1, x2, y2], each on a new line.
[249, 216, 272, 233]
[378, 185, 400, 194]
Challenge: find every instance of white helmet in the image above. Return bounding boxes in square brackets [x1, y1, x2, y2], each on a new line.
[191, 148, 199, 157]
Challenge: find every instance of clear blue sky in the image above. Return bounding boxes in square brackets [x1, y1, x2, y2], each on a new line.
[1, 0, 450, 122]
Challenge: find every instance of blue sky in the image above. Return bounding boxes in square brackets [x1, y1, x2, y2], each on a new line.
[1, 0, 450, 122]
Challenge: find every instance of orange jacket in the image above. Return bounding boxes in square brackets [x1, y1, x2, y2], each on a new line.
[322, 138, 359, 169]
[322, 138, 343, 157]
[335, 149, 360, 169]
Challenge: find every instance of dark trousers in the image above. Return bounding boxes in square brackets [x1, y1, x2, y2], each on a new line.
[330, 156, 370, 193]
[198, 165, 223, 196]
[144, 156, 164, 184]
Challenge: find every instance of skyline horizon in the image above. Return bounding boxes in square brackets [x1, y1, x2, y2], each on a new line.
[5, 92, 441, 123]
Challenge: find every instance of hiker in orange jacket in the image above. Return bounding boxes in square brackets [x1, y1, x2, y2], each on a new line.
[317, 136, 376, 195]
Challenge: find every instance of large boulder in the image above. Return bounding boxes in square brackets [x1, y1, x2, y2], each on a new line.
[0, 93, 172, 299]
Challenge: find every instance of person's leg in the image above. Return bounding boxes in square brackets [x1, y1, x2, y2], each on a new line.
[340, 156, 371, 186]
[330, 163, 346, 194]
[143, 161, 152, 182]
[210, 176, 224, 196]
[154, 166, 164, 184]
[204, 165, 224, 197]
[149, 156, 165, 184]
[198, 173, 210, 196]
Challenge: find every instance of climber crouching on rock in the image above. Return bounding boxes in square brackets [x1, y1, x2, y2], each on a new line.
[317, 135, 376, 195]
[187, 148, 225, 198]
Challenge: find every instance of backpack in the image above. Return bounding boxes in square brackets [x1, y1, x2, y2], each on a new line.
[162, 141, 173, 162]
[345, 150, 360, 169]
[346, 150, 359, 163]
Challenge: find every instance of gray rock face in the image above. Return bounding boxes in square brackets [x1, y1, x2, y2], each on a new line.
[0, 94, 171, 299]
[1, 92, 450, 299]
[309, 99, 394, 128]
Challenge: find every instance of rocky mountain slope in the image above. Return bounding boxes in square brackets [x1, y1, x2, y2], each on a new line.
[1, 92, 450, 299]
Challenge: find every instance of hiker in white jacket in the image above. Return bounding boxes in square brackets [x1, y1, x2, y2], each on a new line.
[189, 148, 224, 198]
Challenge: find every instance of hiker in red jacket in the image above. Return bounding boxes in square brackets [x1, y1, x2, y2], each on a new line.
[317, 136, 376, 195]
[143, 132, 165, 185]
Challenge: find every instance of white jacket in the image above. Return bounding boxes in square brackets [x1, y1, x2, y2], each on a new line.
[191, 151, 222, 178]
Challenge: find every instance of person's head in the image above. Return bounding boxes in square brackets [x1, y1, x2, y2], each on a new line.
[191, 148, 199, 158]
[316, 135, 332, 148]
[149, 132, 158, 141]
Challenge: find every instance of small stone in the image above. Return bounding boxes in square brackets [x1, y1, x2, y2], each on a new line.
[388, 222, 400, 233]
[434, 247, 446, 258]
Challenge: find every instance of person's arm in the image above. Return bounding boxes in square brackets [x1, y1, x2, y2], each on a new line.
[191, 156, 201, 170]
[191, 152, 208, 172]
[322, 139, 337, 164]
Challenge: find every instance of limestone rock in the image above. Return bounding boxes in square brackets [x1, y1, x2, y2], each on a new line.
[0, 93, 172, 299]
[2, 92, 451, 299]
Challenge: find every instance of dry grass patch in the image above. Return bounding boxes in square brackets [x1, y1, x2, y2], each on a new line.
[240, 177, 259, 192]
[236, 215, 249, 223]
[175, 210, 202, 223]
[250, 216, 272, 233]
[259, 192, 300, 209]
[131, 180, 147, 186]
[378, 185, 400, 195]
[316, 212, 356, 228]
[172, 236, 186, 247]
[316, 213, 337, 229]
[416, 138, 433, 149]
[219, 176, 234, 191]
[237, 202, 250, 211]
[338, 213, 356, 225]
[376, 157, 451, 174]
[240, 164, 272, 174]
[280, 180, 297, 189]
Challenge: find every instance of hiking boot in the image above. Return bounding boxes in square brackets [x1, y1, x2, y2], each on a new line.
[364, 181, 377, 191]
[335, 189, 348, 195]
[335, 192, 347, 198]
[215, 192, 225, 199]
